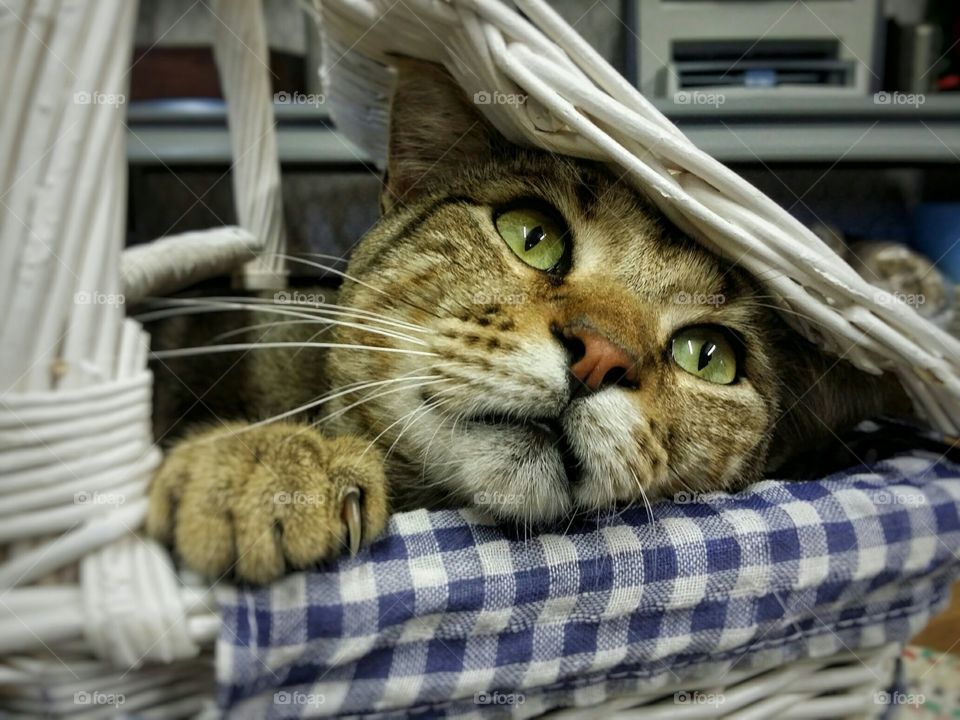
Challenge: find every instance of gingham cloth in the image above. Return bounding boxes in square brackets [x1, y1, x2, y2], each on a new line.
[216, 446, 960, 719]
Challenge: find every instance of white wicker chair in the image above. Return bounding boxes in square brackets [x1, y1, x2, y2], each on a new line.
[1, 0, 957, 717]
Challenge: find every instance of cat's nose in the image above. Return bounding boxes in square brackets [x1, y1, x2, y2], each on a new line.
[557, 326, 640, 392]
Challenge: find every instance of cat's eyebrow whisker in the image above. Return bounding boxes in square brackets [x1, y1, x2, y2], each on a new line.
[151, 342, 437, 360]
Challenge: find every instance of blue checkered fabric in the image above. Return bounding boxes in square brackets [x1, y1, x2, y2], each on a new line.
[216, 448, 960, 718]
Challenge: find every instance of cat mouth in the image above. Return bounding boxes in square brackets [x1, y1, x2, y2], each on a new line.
[469, 411, 581, 483]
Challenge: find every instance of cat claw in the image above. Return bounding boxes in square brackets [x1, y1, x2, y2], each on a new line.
[341, 487, 362, 557]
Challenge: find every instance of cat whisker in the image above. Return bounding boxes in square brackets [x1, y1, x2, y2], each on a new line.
[270, 370, 451, 450]
[151, 341, 437, 360]
[280, 254, 446, 321]
[630, 469, 655, 524]
[170, 374, 444, 450]
[137, 295, 433, 336]
[312, 376, 450, 429]
[205, 318, 335, 344]
[312, 361, 462, 436]
[414, 398, 468, 482]
[312, 303, 434, 335]
[261, 295, 435, 335]
[360, 395, 454, 460]
[138, 297, 431, 346]
[558, 512, 579, 542]
[299, 252, 349, 264]
[381, 399, 448, 468]
[289, 322, 344, 361]
[669, 473, 701, 499]
[276, 252, 479, 320]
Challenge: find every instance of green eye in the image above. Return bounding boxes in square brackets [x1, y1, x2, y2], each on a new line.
[671, 326, 738, 385]
[494, 206, 569, 272]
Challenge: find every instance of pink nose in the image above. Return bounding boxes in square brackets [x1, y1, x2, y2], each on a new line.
[567, 329, 639, 392]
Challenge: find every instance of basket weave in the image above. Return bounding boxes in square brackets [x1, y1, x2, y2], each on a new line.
[0, 1, 956, 718]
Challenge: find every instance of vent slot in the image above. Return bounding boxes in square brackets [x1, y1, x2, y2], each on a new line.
[672, 39, 853, 89]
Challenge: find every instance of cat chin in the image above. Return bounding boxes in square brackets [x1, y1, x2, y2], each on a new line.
[454, 390, 668, 523]
[429, 420, 574, 525]
[407, 389, 668, 525]
[563, 391, 670, 511]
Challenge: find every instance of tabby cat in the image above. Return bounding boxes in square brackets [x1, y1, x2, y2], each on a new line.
[146, 59, 910, 584]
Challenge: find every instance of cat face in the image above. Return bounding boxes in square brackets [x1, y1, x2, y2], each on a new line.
[324, 60, 900, 525]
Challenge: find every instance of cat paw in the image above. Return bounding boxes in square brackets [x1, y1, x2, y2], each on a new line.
[849, 240, 951, 318]
[146, 422, 389, 584]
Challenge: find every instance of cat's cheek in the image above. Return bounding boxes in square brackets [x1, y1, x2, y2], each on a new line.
[666, 376, 772, 490]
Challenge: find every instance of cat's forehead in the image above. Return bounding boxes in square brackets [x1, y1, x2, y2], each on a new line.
[357, 149, 756, 323]
[499, 155, 740, 296]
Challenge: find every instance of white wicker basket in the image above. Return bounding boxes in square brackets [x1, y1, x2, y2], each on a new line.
[545, 644, 900, 720]
[0, 0, 952, 717]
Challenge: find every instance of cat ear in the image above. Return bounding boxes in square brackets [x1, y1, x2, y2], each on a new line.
[382, 57, 503, 212]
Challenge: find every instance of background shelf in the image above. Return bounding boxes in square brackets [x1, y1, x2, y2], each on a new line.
[126, 96, 960, 166]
